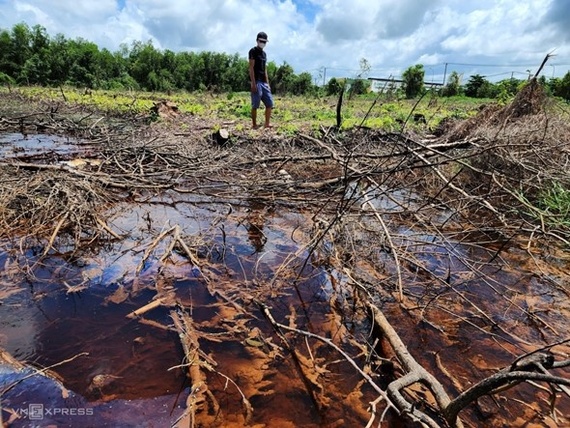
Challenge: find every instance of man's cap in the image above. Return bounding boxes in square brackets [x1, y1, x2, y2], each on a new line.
[257, 32, 268, 41]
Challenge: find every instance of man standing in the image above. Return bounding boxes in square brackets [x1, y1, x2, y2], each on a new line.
[248, 31, 274, 129]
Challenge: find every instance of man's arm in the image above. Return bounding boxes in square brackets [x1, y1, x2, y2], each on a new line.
[249, 59, 257, 92]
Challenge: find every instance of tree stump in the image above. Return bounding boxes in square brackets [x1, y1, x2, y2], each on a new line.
[150, 100, 179, 119]
[212, 128, 230, 145]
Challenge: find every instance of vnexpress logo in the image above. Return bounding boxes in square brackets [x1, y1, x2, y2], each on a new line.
[17, 404, 94, 419]
[28, 403, 44, 420]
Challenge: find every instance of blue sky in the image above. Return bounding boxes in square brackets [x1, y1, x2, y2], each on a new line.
[0, 0, 569, 84]
[293, 0, 320, 23]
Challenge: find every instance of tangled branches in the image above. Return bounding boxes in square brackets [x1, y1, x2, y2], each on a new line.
[1, 84, 570, 426]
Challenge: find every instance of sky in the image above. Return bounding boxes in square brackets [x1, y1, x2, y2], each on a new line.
[1, 0, 569, 86]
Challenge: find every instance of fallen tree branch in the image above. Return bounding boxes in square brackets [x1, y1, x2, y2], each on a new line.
[126, 296, 172, 319]
[444, 362, 570, 425]
[171, 308, 220, 428]
[366, 301, 458, 428]
[366, 298, 570, 427]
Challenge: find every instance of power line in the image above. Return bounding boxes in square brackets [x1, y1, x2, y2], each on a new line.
[444, 62, 539, 68]
[316, 59, 569, 86]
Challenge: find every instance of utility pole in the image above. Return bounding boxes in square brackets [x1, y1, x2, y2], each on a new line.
[442, 62, 448, 86]
[323, 67, 327, 86]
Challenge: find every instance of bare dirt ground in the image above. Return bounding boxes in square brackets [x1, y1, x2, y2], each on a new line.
[1, 84, 570, 427]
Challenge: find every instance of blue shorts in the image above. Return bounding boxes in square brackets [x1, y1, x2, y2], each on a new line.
[251, 81, 274, 109]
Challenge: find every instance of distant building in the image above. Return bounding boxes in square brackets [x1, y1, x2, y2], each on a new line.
[368, 77, 444, 91]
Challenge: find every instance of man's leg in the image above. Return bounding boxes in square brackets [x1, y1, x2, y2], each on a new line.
[260, 83, 274, 128]
[251, 108, 258, 129]
[264, 107, 272, 128]
[251, 83, 262, 129]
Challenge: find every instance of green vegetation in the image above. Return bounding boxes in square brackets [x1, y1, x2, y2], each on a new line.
[537, 182, 570, 228]
[0, 22, 310, 95]
[402, 64, 425, 98]
[0, 83, 493, 137]
[2, 22, 570, 103]
[7, 68, 567, 144]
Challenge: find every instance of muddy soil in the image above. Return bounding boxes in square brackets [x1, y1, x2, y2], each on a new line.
[0, 90, 569, 427]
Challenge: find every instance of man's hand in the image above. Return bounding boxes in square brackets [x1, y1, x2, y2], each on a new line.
[251, 82, 257, 93]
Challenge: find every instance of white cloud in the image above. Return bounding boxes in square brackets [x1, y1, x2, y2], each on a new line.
[373, 0, 441, 39]
[0, 0, 567, 82]
[544, 0, 570, 41]
[315, 1, 373, 43]
[439, 2, 549, 58]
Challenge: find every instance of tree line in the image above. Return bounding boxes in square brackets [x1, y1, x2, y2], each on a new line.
[0, 23, 314, 95]
[369, 64, 570, 101]
[1, 22, 570, 102]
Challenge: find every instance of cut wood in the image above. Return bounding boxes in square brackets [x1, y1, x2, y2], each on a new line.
[212, 128, 230, 145]
[126, 296, 171, 318]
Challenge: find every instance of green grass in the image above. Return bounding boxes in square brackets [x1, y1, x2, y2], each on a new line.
[537, 182, 570, 228]
[2, 85, 490, 132]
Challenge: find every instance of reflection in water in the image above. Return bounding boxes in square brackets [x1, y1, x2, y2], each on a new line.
[1, 196, 366, 426]
[0, 132, 96, 161]
[246, 198, 271, 252]
[0, 186, 569, 426]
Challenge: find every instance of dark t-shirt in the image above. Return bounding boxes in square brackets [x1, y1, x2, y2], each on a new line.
[248, 46, 267, 83]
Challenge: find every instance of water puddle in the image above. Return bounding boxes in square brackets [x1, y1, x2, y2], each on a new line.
[1, 133, 569, 427]
[1, 191, 362, 426]
[0, 133, 98, 164]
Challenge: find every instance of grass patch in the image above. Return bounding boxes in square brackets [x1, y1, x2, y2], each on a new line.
[2, 85, 490, 132]
[537, 182, 570, 228]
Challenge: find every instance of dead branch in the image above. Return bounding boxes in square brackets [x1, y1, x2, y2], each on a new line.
[445, 361, 570, 425]
[136, 225, 176, 274]
[366, 299, 570, 427]
[126, 296, 173, 319]
[533, 51, 555, 80]
[172, 225, 203, 268]
[96, 217, 122, 239]
[171, 308, 220, 428]
[1, 347, 89, 396]
[212, 370, 254, 425]
[41, 212, 69, 257]
[366, 301, 458, 428]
